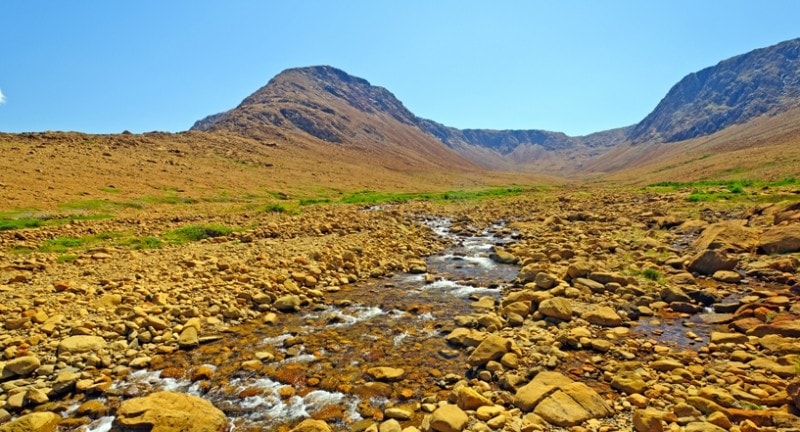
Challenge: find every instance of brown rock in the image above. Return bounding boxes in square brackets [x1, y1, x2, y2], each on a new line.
[430, 404, 469, 432]
[692, 220, 758, 252]
[0, 412, 61, 432]
[712, 270, 742, 283]
[290, 419, 332, 432]
[687, 250, 738, 276]
[57, 335, 107, 356]
[538, 297, 572, 321]
[582, 306, 622, 327]
[456, 386, 493, 410]
[366, 367, 405, 382]
[467, 334, 512, 367]
[611, 371, 647, 395]
[633, 408, 665, 432]
[114, 391, 228, 432]
[759, 224, 800, 254]
[5, 356, 40, 376]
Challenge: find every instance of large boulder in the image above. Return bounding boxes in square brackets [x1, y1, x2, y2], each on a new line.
[114, 391, 228, 432]
[687, 250, 738, 275]
[692, 220, 758, 253]
[289, 419, 332, 432]
[582, 307, 623, 327]
[538, 297, 573, 321]
[430, 404, 469, 432]
[759, 225, 800, 254]
[467, 334, 512, 367]
[514, 372, 612, 427]
[57, 335, 107, 356]
[0, 412, 61, 432]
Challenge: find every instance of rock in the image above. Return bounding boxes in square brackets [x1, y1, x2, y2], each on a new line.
[456, 386, 493, 410]
[573, 277, 605, 293]
[367, 367, 405, 382]
[748, 320, 800, 338]
[114, 391, 228, 432]
[759, 224, 800, 254]
[534, 272, 557, 290]
[611, 371, 647, 394]
[467, 334, 512, 367]
[560, 382, 613, 418]
[670, 272, 696, 285]
[582, 307, 622, 327]
[687, 250, 737, 276]
[684, 422, 727, 432]
[380, 419, 403, 432]
[788, 379, 800, 410]
[692, 221, 758, 253]
[274, 295, 302, 312]
[514, 371, 573, 412]
[713, 270, 742, 283]
[710, 332, 749, 344]
[445, 328, 486, 347]
[533, 390, 591, 427]
[587, 271, 627, 286]
[489, 247, 517, 264]
[5, 355, 40, 376]
[708, 411, 733, 430]
[651, 359, 683, 372]
[538, 297, 572, 321]
[0, 412, 61, 432]
[430, 404, 469, 432]
[633, 408, 665, 432]
[290, 419, 332, 432]
[57, 335, 107, 356]
[178, 326, 199, 349]
[385, 407, 413, 421]
[661, 285, 692, 303]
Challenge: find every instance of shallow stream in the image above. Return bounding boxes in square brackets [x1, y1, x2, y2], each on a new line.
[79, 217, 520, 431]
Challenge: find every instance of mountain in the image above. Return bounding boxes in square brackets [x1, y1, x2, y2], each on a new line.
[191, 66, 480, 174]
[193, 66, 620, 173]
[193, 38, 800, 178]
[628, 38, 800, 143]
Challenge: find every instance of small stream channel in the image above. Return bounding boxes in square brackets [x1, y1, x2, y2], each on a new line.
[78, 217, 520, 431]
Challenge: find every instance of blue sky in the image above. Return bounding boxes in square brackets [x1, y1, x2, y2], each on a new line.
[1, 1, 799, 136]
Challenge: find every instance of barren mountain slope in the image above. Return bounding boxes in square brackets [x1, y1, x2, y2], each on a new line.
[590, 106, 800, 184]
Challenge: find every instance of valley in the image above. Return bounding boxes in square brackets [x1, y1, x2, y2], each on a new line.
[1, 37, 800, 432]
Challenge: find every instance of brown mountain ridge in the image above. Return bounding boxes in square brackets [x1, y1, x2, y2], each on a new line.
[192, 38, 800, 178]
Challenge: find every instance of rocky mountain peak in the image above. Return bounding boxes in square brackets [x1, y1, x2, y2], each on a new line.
[629, 37, 800, 143]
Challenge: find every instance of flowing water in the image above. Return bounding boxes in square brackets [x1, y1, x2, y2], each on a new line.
[78, 217, 520, 431]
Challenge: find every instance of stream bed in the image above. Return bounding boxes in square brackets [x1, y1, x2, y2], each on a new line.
[79, 218, 520, 431]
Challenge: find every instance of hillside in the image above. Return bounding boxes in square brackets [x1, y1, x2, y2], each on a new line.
[628, 37, 800, 143]
[191, 66, 480, 174]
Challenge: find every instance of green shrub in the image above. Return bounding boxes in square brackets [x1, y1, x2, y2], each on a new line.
[166, 225, 234, 243]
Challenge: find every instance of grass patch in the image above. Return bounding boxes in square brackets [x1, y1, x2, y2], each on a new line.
[165, 224, 235, 243]
[299, 198, 332, 206]
[123, 236, 164, 250]
[39, 237, 86, 253]
[263, 203, 290, 213]
[642, 268, 662, 281]
[56, 254, 78, 264]
[0, 218, 43, 231]
[100, 186, 121, 193]
[338, 187, 527, 205]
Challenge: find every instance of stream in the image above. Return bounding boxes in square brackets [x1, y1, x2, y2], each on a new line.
[77, 217, 520, 431]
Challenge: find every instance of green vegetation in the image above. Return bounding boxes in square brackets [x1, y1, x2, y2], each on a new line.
[645, 178, 800, 203]
[123, 236, 164, 250]
[39, 232, 124, 253]
[165, 224, 235, 243]
[263, 203, 290, 213]
[0, 217, 43, 231]
[641, 268, 662, 281]
[338, 187, 527, 205]
[56, 254, 78, 264]
[100, 186, 121, 193]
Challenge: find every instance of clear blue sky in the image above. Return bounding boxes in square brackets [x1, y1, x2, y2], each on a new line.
[1, 1, 799, 136]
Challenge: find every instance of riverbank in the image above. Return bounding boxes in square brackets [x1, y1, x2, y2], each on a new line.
[1, 189, 799, 431]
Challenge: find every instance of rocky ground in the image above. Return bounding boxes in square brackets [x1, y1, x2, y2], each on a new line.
[1, 188, 800, 432]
